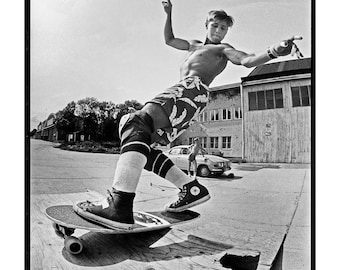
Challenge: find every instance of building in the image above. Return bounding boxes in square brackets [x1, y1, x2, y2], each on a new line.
[34, 112, 94, 143]
[34, 113, 58, 141]
[175, 57, 311, 163]
[242, 58, 311, 163]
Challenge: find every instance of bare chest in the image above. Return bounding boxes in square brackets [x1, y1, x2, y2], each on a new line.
[189, 46, 226, 62]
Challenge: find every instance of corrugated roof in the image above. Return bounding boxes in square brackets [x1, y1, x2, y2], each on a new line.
[242, 57, 311, 82]
[210, 82, 240, 92]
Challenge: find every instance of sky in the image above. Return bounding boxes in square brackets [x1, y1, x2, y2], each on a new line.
[30, 0, 311, 129]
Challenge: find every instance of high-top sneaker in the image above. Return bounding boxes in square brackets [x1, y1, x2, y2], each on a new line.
[165, 179, 210, 212]
[73, 188, 135, 229]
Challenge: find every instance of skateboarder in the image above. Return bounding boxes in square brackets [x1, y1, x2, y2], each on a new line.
[75, 0, 303, 229]
[188, 138, 207, 179]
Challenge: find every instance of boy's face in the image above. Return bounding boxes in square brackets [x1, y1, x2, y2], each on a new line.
[206, 18, 229, 44]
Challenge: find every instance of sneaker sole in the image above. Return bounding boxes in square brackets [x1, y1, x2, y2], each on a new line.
[165, 194, 211, 213]
[73, 202, 134, 230]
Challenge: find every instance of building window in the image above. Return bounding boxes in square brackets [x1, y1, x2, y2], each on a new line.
[210, 137, 219, 148]
[291, 85, 311, 107]
[190, 137, 207, 147]
[201, 137, 207, 148]
[249, 92, 257, 111]
[222, 108, 232, 120]
[234, 108, 238, 119]
[222, 136, 232, 149]
[210, 109, 220, 121]
[215, 110, 219, 121]
[274, 89, 284, 108]
[234, 107, 242, 119]
[222, 109, 227, 120]
[199, 111, 208, 122]
[257, 91, 266, 110]
[266, 90, 274, 109]
[248, 88, 284, 111]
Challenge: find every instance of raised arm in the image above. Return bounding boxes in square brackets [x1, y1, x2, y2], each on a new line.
[162, 0, 190, 50]
[224, 36, 303, 68]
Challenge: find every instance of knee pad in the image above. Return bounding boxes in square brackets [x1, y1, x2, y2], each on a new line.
[119, 111, 153, 157]
[144, 149, 174, 178]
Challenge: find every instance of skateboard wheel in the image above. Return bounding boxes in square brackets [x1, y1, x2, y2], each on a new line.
[64, 236, 83, 255]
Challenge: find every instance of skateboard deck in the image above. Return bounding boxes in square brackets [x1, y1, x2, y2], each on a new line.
[46, 205, 200, 255]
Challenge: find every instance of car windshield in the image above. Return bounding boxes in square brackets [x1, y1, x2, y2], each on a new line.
[169, 148, 181, 155]
[181, 148, 189, 154]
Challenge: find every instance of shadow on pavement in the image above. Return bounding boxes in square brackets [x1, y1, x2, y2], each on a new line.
[235, 164, 280, 171]
[214, 175, 243, 182]
[62, 229, 237, 268]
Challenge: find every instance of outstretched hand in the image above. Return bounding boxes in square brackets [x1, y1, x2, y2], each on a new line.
[271, 36, 304, 59]
[162, 0, 172, 14]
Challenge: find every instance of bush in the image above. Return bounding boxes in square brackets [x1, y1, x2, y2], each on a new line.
[102, 141, 120, 148]
[57, 141, 120, 154]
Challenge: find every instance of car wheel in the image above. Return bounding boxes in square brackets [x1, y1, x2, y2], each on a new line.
[197, 165, 210, 177]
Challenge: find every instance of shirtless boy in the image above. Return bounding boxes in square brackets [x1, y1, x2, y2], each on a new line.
[188, 138, 207, 179]
[74, 0, 303, 229]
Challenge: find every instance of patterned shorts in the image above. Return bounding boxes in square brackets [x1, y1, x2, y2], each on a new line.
[147, 76, 209, 145]
[188, 153, 196, 162]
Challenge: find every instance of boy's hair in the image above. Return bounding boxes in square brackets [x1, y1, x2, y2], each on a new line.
[205, 10, 234, 28]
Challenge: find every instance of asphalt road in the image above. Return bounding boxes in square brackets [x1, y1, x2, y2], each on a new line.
[31, 139, 119, 195]
[30, 139, 311, 269]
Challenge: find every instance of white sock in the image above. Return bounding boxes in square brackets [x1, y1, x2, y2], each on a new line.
[112, 152, 147, 193]
[165, 166, 192, 188]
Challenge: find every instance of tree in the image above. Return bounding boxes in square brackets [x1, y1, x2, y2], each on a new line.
[97, 101, 118, 141]
[105, 100, 142, 141]
[74, 97, 101, 140]
[53, 97, 144, 143]
[115, 100, 143, 120]
[55, 101, 79, 140]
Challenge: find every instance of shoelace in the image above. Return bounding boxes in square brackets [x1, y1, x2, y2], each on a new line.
[106, 189, 114, 203]
[174, 187, 187, 205]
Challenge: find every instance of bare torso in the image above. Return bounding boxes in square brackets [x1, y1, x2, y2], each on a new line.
[180, 42, 230, 85]
[143, 42, 231, 130]
[190, 143, 200, 156]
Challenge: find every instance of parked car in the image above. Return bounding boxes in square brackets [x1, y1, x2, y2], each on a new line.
[163, 145, 232, 177]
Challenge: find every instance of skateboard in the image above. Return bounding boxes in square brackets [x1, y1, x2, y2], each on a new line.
[45, 205, 200, 255]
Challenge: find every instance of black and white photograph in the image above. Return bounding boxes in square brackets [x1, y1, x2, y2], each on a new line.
[26, 0, 313, 269]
